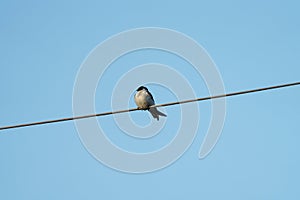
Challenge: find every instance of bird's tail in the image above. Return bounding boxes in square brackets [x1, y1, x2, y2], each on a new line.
[149, 107, 167, 121]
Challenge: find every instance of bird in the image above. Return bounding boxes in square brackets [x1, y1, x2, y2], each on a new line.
[134, 86, 167, 121]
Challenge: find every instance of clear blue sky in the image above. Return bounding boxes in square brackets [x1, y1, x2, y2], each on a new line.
[1, 0, 300, 199]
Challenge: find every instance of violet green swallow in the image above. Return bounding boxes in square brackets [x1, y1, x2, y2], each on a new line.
[134, 86, 167, 121]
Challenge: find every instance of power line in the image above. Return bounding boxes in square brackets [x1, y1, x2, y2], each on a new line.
[0, 81, 299, 131]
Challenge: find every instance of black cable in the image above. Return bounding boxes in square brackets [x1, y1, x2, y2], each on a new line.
[0, 81, 299, 131]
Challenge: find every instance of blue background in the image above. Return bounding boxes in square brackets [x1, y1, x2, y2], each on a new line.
[1, 0, 300, 199]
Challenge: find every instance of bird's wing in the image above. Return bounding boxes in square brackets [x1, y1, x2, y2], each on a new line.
[146, 92, 155, 106]
[148, 91, 155, 103]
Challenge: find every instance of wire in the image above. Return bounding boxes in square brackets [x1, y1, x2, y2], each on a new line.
[1, 81, 299, 131]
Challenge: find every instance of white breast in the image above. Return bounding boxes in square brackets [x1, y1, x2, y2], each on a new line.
[134, 90, 154, 109]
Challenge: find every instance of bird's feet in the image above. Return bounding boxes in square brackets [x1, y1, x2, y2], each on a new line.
[137, 107, 149, 111]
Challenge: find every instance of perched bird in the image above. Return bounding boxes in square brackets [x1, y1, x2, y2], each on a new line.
[134, 86, 167, 121]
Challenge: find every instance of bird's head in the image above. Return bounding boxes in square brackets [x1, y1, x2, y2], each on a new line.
[136, 86, 148, 91]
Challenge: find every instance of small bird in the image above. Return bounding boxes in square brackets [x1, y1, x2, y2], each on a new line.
[134, 86, 167, 121]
